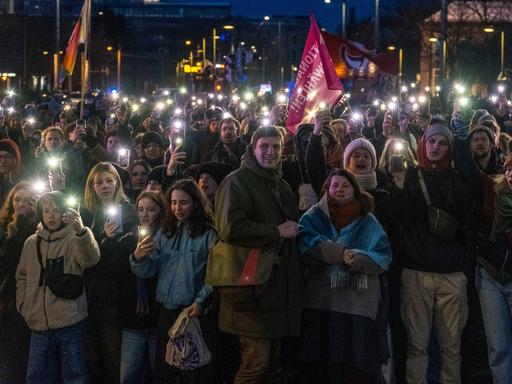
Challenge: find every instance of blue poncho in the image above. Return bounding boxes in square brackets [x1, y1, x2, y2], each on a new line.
[298, 202, 391, 289]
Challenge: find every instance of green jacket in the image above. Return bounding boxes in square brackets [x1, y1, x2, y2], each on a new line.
[206, 145, 302, 338]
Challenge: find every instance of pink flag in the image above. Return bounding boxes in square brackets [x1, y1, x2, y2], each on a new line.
[286, 14, 344, 134]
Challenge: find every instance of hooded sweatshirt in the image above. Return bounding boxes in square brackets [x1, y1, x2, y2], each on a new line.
[15, 224, 100, 331]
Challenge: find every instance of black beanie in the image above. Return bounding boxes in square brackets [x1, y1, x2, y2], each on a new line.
[141, 131, 164, 149]
[185, 161, 233, 186]
[146, 165, 167, 185]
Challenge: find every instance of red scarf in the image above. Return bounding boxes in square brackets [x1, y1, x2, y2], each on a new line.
[328, 198, 363, 231]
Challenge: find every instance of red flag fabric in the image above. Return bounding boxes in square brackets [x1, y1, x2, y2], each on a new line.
[286, 15, 343, 134]
[321, 31, 398, 79]
[59, 0, 90, 84]
[59, 19, 81, 83]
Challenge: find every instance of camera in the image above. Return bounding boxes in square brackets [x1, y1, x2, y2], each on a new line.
[389, 154, 408, 173]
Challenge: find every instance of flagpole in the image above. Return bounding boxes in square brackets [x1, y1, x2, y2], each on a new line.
[80, 0, 90, 119]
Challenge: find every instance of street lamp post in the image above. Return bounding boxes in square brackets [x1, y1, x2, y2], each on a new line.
[325, 0, 347, 38]
[387, 45, 403, 85]
[212, 28, 217, 67]
[117, 47, 121, 92]
[54, 0, 60, 90]
[106, 46, 121, 91]
[342, 0, 347, 37]
[484, 27, 506, 80]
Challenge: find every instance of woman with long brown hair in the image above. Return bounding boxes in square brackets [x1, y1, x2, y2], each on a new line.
[120, 191, 167, 383]
[131, 179, 217, 383]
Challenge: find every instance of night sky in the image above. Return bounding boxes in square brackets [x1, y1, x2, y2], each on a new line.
[170, 0, 377, 33]
[230, 0, 376, 32]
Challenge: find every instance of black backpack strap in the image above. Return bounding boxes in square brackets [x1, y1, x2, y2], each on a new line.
[36, 236, 45, 287]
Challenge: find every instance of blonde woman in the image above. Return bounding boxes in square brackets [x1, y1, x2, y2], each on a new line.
[82, 162, 138, 384]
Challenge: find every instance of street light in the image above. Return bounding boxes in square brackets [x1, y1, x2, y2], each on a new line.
[484, 27, 506, 80]
[106, 46, 121, 91]
[264, 15, 270, 21]
[223, 25, 234, 30]
[387, 45, 403, 84]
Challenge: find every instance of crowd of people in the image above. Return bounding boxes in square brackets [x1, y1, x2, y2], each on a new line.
[0, 84, 511, 384]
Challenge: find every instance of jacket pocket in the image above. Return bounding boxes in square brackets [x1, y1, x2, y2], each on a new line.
[218, 274, 279, 312]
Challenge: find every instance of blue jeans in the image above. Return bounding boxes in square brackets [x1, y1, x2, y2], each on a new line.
[476, 266, 512, 384]
[26, 320, 86, 384]
[120, 328, 157, 384]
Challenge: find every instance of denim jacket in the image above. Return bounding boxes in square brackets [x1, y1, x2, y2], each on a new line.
[130, 225, 216, 310]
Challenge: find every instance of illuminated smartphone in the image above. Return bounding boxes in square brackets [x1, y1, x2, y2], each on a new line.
[105, 205, 123, 234]
[138, 226, 151, 241]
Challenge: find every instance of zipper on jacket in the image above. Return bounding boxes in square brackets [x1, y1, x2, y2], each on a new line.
[42, 233, 51, 330]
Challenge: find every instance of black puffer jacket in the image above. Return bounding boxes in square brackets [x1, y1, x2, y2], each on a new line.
[82, 200, 138, 309]
[389, 167, 476, 273]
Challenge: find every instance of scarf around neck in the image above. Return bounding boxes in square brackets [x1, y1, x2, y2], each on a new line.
[328, 197, 363, 231]
[354, 171, 378, 191]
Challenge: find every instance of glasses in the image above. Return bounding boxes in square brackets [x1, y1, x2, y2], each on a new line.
[0, 154, 14, 162]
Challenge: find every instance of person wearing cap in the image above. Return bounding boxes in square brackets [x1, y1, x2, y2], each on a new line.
[479, 113, 502, 147]
[145, 165, 167, 195]
[205, 126, 301, 384]
[470, 123, 503, 175]
[342, 137, 391, 231]
[185, 161, 233, 205]
[141, 131, 165, 169]
[389, 123, 474, 384]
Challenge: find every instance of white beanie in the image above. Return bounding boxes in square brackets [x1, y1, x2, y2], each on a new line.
[343, 138, 377, 170]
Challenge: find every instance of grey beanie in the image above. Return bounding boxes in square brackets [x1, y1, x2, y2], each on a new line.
[425, 123, 453, 143]
[343, 137, 377, 170]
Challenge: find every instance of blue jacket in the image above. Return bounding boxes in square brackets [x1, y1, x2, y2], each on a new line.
[130, 225, 216, 310]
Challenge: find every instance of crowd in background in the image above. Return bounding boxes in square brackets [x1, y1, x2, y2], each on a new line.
[0, 84, 511, 384]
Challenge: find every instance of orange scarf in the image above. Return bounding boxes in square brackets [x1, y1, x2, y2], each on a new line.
[328, 198, 363, 231]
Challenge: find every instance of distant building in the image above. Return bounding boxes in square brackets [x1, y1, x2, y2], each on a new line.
[2, 0, 308, 92]
[420, 1, 512, 92]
